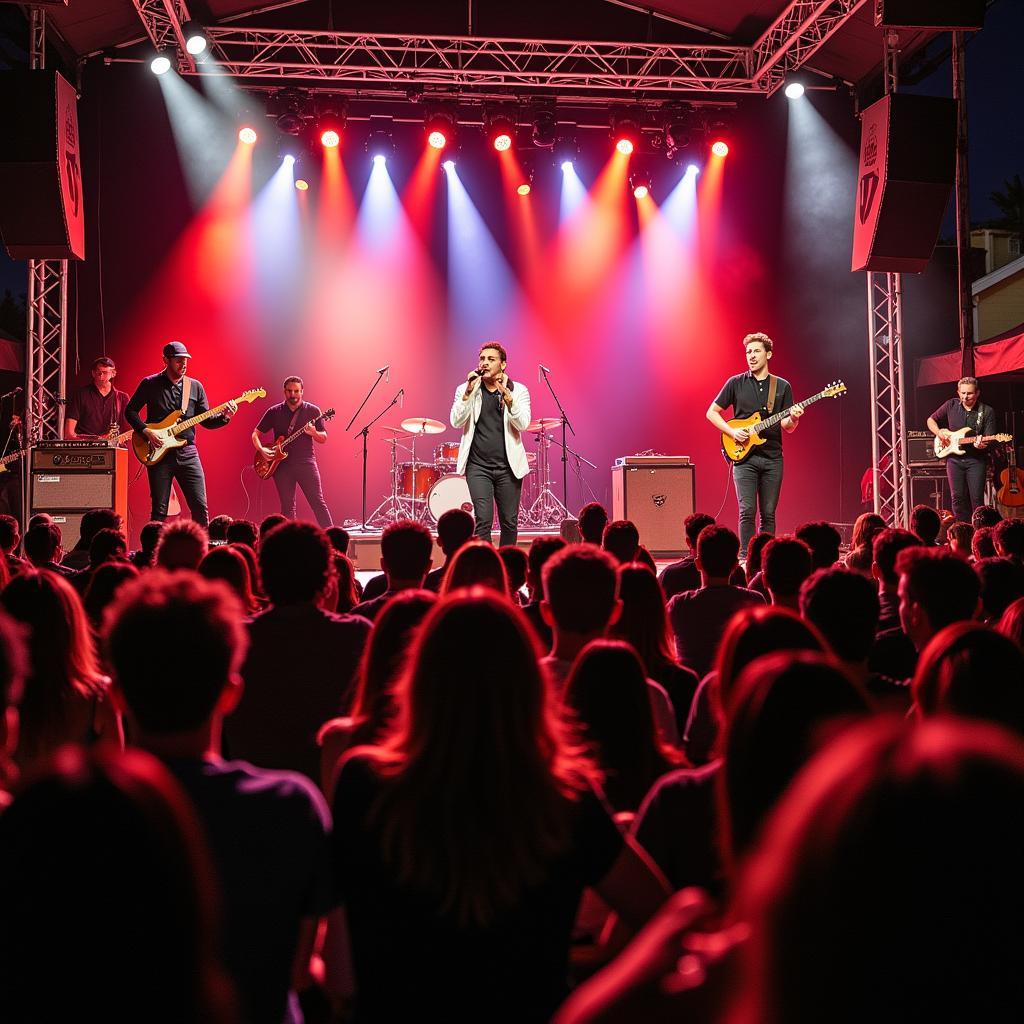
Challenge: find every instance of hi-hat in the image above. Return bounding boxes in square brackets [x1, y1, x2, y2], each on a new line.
[401, 416, 446, 435]
[526, 418, 561, 433]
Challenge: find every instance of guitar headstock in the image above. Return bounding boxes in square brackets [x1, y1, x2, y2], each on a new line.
[322, 408, 336, 421]
[824, 381, 847, 398]
[239, 389, 268, 404]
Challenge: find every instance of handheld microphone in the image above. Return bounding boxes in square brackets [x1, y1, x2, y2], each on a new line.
[539, 364, 551, 377]
[472, 368, 487, 378]
[398, 387, 404, 408]
[378, 365, 390, 383]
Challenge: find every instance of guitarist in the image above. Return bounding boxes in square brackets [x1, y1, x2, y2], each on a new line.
[125, 341, 237, 527]
[251, 376, 332, 527]
[706, 332, 803, 551]
[64, 356, 130, 440]
[927, 375, 996, 523]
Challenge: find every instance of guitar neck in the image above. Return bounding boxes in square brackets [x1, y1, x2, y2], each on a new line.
[0, 449, 24, 465]
[753, 389, 829, 434]
[172, 400, 236, 436]
[280, 420, 315, 450]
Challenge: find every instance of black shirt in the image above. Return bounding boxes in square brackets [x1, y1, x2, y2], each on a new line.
[714, 371, 795, 458]
[929, 398, 996, 460]
[256, 402, 326, 461]
[125, 372, 228, 445]
[66, 384, 130, 437]
[469, 386, 509, 470]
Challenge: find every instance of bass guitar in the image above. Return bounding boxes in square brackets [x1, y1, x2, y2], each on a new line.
[933, 428, 1012, 458]
[722, 381, 847, 464]
[997, 440, 1024, 518]
[254, 407, 336, 480]
[131, 388, 266, 466]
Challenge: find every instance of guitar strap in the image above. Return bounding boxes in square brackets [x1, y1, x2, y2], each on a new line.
[180, 376, 191, 414]
[286, 403, 303, 436]
[767, 374, 778, 415]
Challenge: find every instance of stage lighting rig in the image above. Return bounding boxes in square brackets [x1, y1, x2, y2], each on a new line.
[273, 89, 311, 136]
[711, 139, 730, 157]
[553, 133, 578, 169]
[784, 77, 806, 99]
[238, 126, 258, 145]
[182, 21, 208, 57]
[366, 117, 396, 162]
[611, 111, 640, 156]
[425, 110, 455, 151]
[630, 168, 652, 199]
[317, 108, 346, 149]
[531, 109, 557, 149]
[150, 50, 171, 75]
[487, 111, 517, 152]
[663, 112, 693, 160]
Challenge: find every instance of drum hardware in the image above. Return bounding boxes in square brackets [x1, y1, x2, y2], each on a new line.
[521, 429, 570, 528]
[367, 417, 446, 527]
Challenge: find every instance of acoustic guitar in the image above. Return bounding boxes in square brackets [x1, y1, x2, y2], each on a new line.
[997, 441, 1024, 518]
[132, 388, 266, 466]
[932, 428, 1012, 459]
[254, 407, 336, 480]
[722, 381, 847, 464]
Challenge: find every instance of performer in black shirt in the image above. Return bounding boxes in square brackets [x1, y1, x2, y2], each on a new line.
[450, 341, 532, 546]
[927, 375, 997, 523]
[125, 341, 237, 527]
[251, 376, 332, 528]
[64, 356, 130, 439]
[706, 333, 803, 551]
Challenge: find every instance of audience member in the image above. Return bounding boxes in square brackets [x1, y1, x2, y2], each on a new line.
[578, 502, 610, 546]
[635, 546, 658, 574]
[761, 537, 813, 611]
[0, 610, 27, 805]
[560, 518, 584, 544]
[228, 522, 371, 782]
[61, 508, 123, 571]
[897, 548, 981, 656]
[325, 525, 350, 555]
[23, 522, 75, 577]
[522, 535, 566, 650]
[659, 514, 743, 600]
[27, 512, 52, 530]
[870, 527, 921, 633]
[909, 504, 942, 546]
[973, 525, 998, 561]
[106, 572, 334, 1024]
[972, 504, 1002, 529]
[499, 544, 529, 602]
[83, 561, 140, 630]
[602, 520, 641, 565]
[994, 519, 1024, 562]
[352, 521, 433, 621]
[230, 542, 264, 603]
[742, 533, 773, 598]
[329, 553, 360, 614]
[154, 519, 209, 570]
[129, 520, 164, 569]
[998, 596, 1024, 648]
[442, 539, 509, 596]
[199, 546, 261, 615]
[946, 520, 975, 560]
[424, 508, 475, 591]
[976, 556, 1024, 622]
[260, 514, 289, 543]
[794, 521, 842, 570]
[70, 526, 129, 596]
[844, 512, 886, 574]
[226, 519, 259, 549]
[208, 514, 234, 545]
[0, 513, 25, 574]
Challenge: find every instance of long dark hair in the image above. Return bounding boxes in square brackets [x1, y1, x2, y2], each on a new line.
[199, 546, 259, 615]
[608, 563, 678, 675]
[351, 589, 597, 927]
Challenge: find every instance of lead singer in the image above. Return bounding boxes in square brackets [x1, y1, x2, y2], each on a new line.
[450, 341, 532, 546]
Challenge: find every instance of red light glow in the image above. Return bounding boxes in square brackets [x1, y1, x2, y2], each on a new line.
[517, 183, 531, 196]
[238, 127, 257, 145]
[615, 138, 634, 156]
[711, 140, 730, 157]
[321, 130, 341, 149]
[427, 130, 447, 150]
[493, 133, 513, 152]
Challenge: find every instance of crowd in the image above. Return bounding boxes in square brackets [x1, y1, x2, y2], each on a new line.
[0, 499, 1022, 1023]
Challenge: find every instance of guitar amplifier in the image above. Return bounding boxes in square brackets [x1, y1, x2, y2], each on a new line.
[907, 431, 942, 468]
[30, 444, 128, 550]
[612, 457, 695, 556]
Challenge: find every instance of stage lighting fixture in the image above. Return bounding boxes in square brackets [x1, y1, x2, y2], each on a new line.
[531, 110, 557, 149]
[183, 21, 208, 56]
[711, 140, 730, 157]
[487, 112, 516, 152]
[630, 169, 651, 199]
[295, 179, 309, 191]
[553, 134, 578, 168]
[150, 51, 171, 75]
[442, 159, 456, 171]
[611, 113, 640, 156]
[516, 165, 535, 196]
[238, 126, 258, 145]
[784, 80, 806, 99]
[425, 111, 455, 150]
[517, 183, 531, 196]
[317, 108, 345, 149]
[687, 163, 700, 176]
[664, 120, 692, 158]
[366, 119, 396, 161]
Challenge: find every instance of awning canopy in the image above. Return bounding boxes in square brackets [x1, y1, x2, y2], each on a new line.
[915, 322, 1024, 388]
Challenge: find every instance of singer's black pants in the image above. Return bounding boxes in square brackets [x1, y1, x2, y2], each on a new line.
[466, 461, 522, 547]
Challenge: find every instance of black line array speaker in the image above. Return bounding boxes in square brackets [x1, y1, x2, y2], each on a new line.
[612, 458, 695, 557]
[875, 0, 985, 31]
[0, 70, 85, 260]
[852, 93, 956, 274]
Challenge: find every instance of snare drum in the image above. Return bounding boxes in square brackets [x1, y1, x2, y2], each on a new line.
[433, 441, 461, 465]
[399, 462, 441, 500]
[427, 474, 474, 521]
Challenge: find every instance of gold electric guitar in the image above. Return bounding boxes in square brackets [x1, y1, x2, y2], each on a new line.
[132, 388, 266, 466]
[933, 428, 1012, 459]
[722, 381, 847, 463]
[0, 448, 27, 475]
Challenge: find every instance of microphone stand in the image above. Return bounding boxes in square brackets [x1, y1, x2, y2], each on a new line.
[354, 388, 404, 530]
[546, 436, 597, 509]
[539, 365, 575, 515]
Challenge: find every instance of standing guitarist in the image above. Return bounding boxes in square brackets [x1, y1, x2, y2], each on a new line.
[927, 375, 996, 523]
[251, 376, 332, 527]
[125, 341, 237, 527]
[64, 356, 130, 440]
[706, 333, 803, 551]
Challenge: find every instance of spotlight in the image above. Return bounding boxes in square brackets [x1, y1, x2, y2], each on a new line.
[320, 129, 340, 148]
[531, 110, 557, 149]
[317, 109, 345, 149]
[611, 112, 640, 156]
[630, 169, 652, 199]
[274, 89, 309, 136]
[442, 159, 455, 171]
[487, 113, 516, 153]
[425, 111, 455, 151]
[283, 154, 295, 166]
[616, 137, 634, 156]
[553, 134, 578, 169]
[150, 52, 171, 75]
[238, 126, 258, 145]
[687, 163, 700, 175]
[295, 179, 309, 191]
[664, 119, 692, 159]
[366, 118, 395, 161]
[182, 21, 208, 56]
[516, 165, 535, 196]
[517, 183, 531, 196]
[373, 153, 387, 166]
[561, 161, 572, 172]
[784, 81, 806, 99]
[711, 140, 730, 157]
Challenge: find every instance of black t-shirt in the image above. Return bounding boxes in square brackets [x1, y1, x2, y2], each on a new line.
[66, 384, 130, 436]
[714, 372, 794, 458]
[469, 386, 509, 470]
[331, 754, 624, 1022]
[659, 556, 745, 602]
[929, 398, 996, 460]
[256, 402, 326, 461]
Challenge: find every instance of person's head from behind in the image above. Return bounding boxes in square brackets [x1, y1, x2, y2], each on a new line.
[526, 535, 565, 601]
[435, 508, 475, 559]
[154, 520, 208, 571]
[871, 527, 921, 590]
[737, 717, 1024, 1024]
[331, 554, 359, 613]
[851, 512, 886, 552]
[199, 545, 259, 615]
[89, 527, 127, 568]
[762, 537, 813, 605]
[563, 639, 682, 812]
[105, 572, 247, 737]
[0, 514, 20, 555]
[794, 522, 842, 570]
[946, 520, 975, 559]
[325, 525, 351, 556]
[27, 513, 52, 531]
[684, 512, 716, 551]
[0, 745, 233, 1023]
[800, 567, 880, 666]
[83, 562, 139, 629]
[998, 596, 1024, 649]
[498, 545, 528, 596]
[976, 557, 1024, 622]
[23, 523, 62, 566]
[912, 621, 1024, 736]
[721, 651, 868, 868]
[973, 525, 997, 561]
[0, 611, 27, 779]
[745, 533, 774, 582]
[909, 504, 942, 546]
[602, 519, 641, 565]
[578, 502, 609, 546]
[897, 548, 980, 650]
[441, 540, 508, 596]
[542, 544, 620, 639]
[994, 519, 1024, 561]
[225, 519, 258, 549]
[259, 521, 334, 606]
[608, 563, 675, 674]
[138, 521, 164, 560]
[972, 505, 1002, 529]
[696, 525, 741, 582]
[207, 514, 233, 544]
[380, 520, 433, 589]
[76, 508, 123, 550]
[257, 514, 287, 545]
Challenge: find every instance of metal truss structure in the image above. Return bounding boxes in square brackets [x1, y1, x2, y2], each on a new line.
[130, 0, 197, 73]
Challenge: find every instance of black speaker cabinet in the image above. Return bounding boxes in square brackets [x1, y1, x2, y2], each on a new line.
[875, 0, 985, 31]
[612, 457, 695, 557]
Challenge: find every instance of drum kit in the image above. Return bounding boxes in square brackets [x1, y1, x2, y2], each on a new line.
[365, 414, 571, 529]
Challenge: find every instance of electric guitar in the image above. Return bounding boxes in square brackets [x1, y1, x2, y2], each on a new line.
[0, 449, 27, 475]
[932, 429, 1012, 459]
[997, 441, 1024, 516]
[254, 407, 336, 480]
[131, 388, 267, 466]
[722, 381, 847, 463]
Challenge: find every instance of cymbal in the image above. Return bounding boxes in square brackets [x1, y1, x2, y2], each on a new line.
[380, 426, 406, 434]
[401, 416, 446, 435]
[526, 418, 561, 433]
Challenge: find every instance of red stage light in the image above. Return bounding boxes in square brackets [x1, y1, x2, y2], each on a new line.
[238, 127, 257, 145]
[517, 183, 531, 196]
[615, 137, 634, 156]
[427, 130, 448, 150]
[633, 184, 649, 199]
[711, 140, 729, 157]
[493, 133, 513, 152]
[321, 129, 341, 149]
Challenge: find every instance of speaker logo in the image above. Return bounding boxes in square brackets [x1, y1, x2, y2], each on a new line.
[859, 172, 879, 225]
[63, 104, 80, 217]
[863, 123, 878, 168]
[652, 494, 667, 507]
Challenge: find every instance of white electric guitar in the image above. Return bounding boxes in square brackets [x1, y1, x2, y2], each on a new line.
[933, 428, 1012, 459]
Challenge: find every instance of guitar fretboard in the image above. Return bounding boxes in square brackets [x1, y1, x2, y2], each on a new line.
[171, 401, 236, 437]
[752, 388, 832, 435]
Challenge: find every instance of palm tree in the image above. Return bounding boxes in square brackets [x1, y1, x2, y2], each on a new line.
[989, 173, 1024, 241]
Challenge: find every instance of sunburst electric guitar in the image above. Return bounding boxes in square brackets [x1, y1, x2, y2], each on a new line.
[722, 381, 847, 463]
[132, 388, 267, 466]
[254, 407, 336, 480]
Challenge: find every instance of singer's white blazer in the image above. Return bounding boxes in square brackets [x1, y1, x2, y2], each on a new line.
[450, 379, 532, 479]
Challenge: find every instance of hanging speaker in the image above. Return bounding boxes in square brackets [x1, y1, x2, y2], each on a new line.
[851, 93, 956, 274]
[0, 70, 85, 260]
[875, 0, 985, 31]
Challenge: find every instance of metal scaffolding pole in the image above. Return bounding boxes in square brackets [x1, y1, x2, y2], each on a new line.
[952, 30, 974, 378]
[868, 31, 909, 526]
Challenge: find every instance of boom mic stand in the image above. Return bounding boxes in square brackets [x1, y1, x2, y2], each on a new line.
[539, 364, 575, 518]
[346, 366, 402, 529]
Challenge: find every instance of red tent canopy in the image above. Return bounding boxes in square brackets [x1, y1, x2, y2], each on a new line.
[915, 322, 1024, 388]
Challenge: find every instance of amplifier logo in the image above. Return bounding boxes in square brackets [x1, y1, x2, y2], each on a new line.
[652, 494, 667, 508]
[51, 454, 101, 467]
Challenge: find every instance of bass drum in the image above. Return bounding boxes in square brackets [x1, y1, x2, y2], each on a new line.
[427, 473, 474, 522]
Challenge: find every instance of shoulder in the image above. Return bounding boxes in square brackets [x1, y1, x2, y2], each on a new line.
[510, 380, 529, 395]
[326, 608, 374, 633]
[773, 374, 793, 390]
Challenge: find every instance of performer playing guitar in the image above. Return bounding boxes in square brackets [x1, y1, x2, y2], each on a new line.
[251, 376, 333, 527]
[64, 356, 130, 440]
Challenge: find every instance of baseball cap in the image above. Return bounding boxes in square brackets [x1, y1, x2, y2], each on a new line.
[162, 341, 193, 359]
